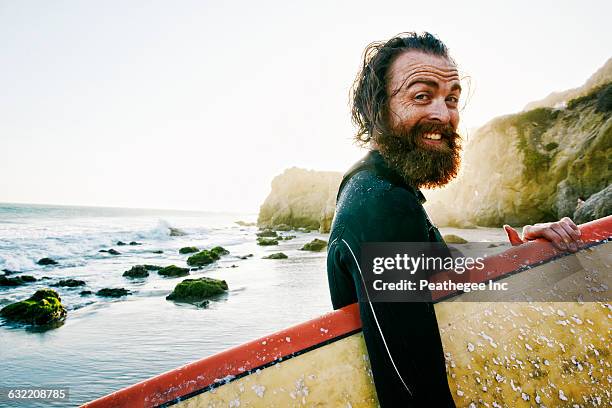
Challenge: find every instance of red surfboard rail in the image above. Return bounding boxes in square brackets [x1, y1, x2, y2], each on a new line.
[83, 215, 611, 407]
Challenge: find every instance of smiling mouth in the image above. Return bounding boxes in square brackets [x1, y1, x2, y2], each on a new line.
[421, 132, 445, 145]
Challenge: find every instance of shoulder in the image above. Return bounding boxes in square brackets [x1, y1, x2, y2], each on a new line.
[332, 169, 428, 243]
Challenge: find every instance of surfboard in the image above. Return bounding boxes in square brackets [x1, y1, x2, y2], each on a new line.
[83, 215, 611, 408]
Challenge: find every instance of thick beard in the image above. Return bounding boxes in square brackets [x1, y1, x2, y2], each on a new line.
[375, 121, 462, 189]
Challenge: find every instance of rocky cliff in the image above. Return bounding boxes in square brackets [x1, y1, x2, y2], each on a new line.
[257, 167, 342, 233]
[426, 80, 611, 227]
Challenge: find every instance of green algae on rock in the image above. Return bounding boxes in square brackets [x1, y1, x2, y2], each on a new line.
[0, 275, 37, 286]
[179, 246, 199, 254]
[263, 252, 288, 259]
[166, 277, 229, 304]
[256, 229, 278, 238]
[300, 238, 328, 251]
[257, 237, 279, 246]
[187, 250, 216, 266]
[210, 246, 230, 257]
[158, 265, 190, 277]
[96, 288, 131, 298]
[123, 265, 150, 278]
[443, 234, 468, 244]
[0, 289, 67, 326]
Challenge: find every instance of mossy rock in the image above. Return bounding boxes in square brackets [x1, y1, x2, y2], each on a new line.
[52, 279, 86, 287]
[281, 235, 296, 240]
[443, 234, 468, 244]
[37, 258, 58, 266]
[256, 229, 278, 238]
[179, 246, 199, 254]
[158, 265, 190, 277]
[0, 289, 67, 326]
[257, 237, 279, 246]
[0, 275, 37, 286]
[166, 277, 229, 304]
[96, 288, 131, 298]
[273, 224, 292, 231]
[123, 265, 149, 278]
[300, 238, 328, 251]
[263, 252, 288, 259]
[143, 264, 163, 271]
[210, 246, 229, 257]
[187, 250, 217, 266]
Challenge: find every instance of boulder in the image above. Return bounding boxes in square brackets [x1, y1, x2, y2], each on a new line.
[0, 275, 37, 287]
[52, 279, 86, 287]
[257, 238, 279, 246]
[263, 252, 288, 259]
[123, 265, 149, 278]
[443, 234, 468, 244]
[573, 184, 612, 224]
[100, 249, 121, 255]
[186, 251, 217, 267]
[166, 277, 228, 304]
[274, 224, 292, 231]
[257, 167, 342, 233]
[210, 246, 229, 257]
[179, 246, 199, 254]
[256, 229, 278, 238]
[116, 241, 127, 246]
[37, 258, 58, 266]
[143, 264, 163, 271]
[281, 235, 296, 240]
[96, 288, 131, 298]
[129, 241, 142, 246]
[80, 290, 93, 296]
[0, 289, 67, 326]
[300, 239, 328, 251]
[158, 265, 190, 277]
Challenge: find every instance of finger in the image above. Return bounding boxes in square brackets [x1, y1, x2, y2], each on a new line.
[539, 227, 567, 251]
[504, 225, 524, 246]
[559, 221, 581, 246]
[561, 217, 581, 235]
[551, 223, 574, 251]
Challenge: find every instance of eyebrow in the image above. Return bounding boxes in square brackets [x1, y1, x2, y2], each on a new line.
[400, 79, 462, 93]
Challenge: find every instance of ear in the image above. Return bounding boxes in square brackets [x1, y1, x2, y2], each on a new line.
[504, 225, 525, 246]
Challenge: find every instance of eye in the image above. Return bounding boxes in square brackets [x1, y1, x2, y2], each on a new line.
[414, 93, 430, 101]
[446, 95, 459, 105]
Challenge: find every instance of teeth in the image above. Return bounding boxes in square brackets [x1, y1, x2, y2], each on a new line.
[423, 133, 442, 140]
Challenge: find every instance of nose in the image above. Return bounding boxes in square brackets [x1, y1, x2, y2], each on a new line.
[427, 97, 451, 124]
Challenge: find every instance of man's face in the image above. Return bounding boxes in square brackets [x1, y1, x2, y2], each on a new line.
[375, 50, 462, 188]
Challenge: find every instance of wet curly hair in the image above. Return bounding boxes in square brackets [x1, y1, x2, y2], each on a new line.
[350, 32, 452, 145]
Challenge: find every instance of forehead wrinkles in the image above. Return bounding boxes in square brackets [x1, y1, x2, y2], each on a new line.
[390, 64, 459, 90]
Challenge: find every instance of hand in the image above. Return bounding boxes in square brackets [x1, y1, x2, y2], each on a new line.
[503, 217, 582, 252]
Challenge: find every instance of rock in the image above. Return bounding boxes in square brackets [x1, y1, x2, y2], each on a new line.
[179, 246, 199, 254]
[169, 227, 187, 236]
[186, 251, 217, 267]
[210, 246, 230, 257]
[300, 239, 328, 251]
[229, 264, 238, 268]
[116, 241, 127, 246]
[238, 254, 253, 259]
[99, 250, 108, 253]
[263, 252, 288, 259]
[257, 237, 279, 246]
[274, 224, 292, 231]
[0, 289, 67, 326]
[0, 275, 37, 287]
[426, 77, 612, 227]
[80, 290, 92, 296]
[2, 269, 16, 275]
[122, 265, 149, 278]
[193, 300, 210, 308]
[257, 167, 342, 233]
[37, 258, 58, 266]
[256, 229, 278, 238]
[100, 249, 121, 255]
[143, 264, 163, 271]
[158, 265, 190, 277]
[443, 234, 468, 244]
[166, 277, 228, 304]
[573, 184, 612, 224]
[129, 241, 142, 246]
[52, 279, 86, 287]
[151, 250, 163, 254]
[235, 220, 256, 227]
[96, 288, 131, 298]
[281, 235, 296, 240]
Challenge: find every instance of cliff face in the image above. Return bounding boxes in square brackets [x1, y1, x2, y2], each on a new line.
[257, 167, 342, 232]
[426, 81, 612, 227]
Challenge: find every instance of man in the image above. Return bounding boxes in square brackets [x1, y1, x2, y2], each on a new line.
[327, 32, 582, 407]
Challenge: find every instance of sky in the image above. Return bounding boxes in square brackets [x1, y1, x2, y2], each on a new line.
[1, 0, 610, 212]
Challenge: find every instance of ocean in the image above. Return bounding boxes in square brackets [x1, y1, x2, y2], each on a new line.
[0, 203, 506, 406]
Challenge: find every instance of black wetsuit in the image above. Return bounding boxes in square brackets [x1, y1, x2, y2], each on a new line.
[327, 150, 455, 407]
